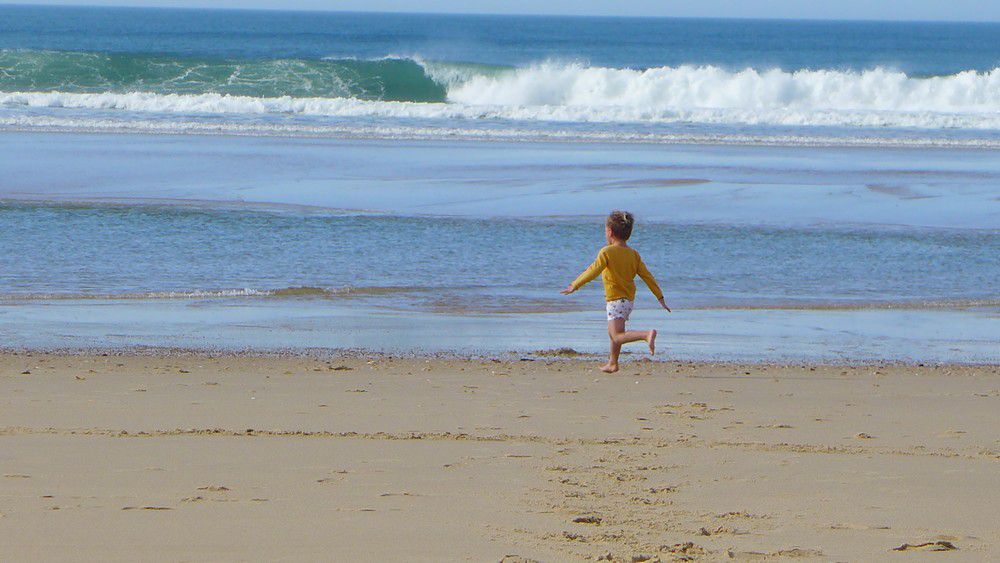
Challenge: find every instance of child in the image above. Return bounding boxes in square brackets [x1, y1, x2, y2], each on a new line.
[561, 210, 670, 373]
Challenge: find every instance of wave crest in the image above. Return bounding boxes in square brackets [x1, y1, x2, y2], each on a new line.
[2, 50, 999, 130]
[4, 89, 1000, 130]
[449, 63, 1000, 114]
[0, 49, 451, 102]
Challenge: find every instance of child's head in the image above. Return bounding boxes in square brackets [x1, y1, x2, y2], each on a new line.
[605, 210, 634, 243]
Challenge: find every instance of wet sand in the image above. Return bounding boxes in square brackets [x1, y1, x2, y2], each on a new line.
[1, 353, 997, 561]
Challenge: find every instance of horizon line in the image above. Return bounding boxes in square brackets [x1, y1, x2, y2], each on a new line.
[2, 2, 999, 25]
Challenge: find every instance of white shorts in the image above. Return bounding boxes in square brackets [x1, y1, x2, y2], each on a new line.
[606, 299, 634, 321]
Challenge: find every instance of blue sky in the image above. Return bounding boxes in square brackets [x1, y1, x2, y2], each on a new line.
[5, 0, 1000, 22]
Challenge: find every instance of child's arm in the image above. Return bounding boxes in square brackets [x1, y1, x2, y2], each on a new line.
[561, 250, 608, 294]
[637, 257, 671, 311]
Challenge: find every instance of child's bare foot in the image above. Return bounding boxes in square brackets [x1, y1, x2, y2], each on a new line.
[600, 362, 619, 373]
[647, 329, 657, 355]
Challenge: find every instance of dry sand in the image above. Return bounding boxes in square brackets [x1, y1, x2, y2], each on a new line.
[1, 353, 997, 561]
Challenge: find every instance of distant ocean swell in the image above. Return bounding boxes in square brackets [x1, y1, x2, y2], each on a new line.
[2, 50, 1000, 130]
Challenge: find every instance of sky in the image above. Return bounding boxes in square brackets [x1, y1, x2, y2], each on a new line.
[4, 0, 1000, 22]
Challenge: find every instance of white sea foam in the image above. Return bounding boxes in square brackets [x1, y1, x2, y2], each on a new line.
[4, 113, 1000, 149]
[2, 63, 1000, 131]
[0, 288, 271, 301]
[0, 285, 420, 301]
[448, 63, 1000, 114]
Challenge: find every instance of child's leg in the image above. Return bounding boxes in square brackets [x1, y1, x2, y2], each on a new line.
[602, 320, 623, 373]
[601, 319, 656, 373]
[610, 318, 654, 348]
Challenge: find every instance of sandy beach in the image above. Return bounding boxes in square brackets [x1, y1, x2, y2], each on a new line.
[3, 5, 998, 562]
[1, 353, 996, 561]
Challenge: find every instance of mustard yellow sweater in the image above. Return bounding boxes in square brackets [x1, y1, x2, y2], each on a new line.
[571, 245, 663, 302]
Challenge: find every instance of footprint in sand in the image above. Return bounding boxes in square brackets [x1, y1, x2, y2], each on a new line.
[122, 506, 172, 511]
[830, 522, 891, 530]
[499, 556, 540, 563]
[648, 486, 677, 494]
[717, 511, 769, 520]
[197, 485, 230, 492]
[661, 543, 707, 558]
[773, 548, 824, 557]
[317, 470, 349, 484]
[893, 541, 957, 552]
[572, 515, 602, 524]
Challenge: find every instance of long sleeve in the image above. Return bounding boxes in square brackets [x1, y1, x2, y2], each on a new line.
[636, 256, 664, 299]
[570, 249, 608, 291]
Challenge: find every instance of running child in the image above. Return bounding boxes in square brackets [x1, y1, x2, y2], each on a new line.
[561, 210, 670, 373]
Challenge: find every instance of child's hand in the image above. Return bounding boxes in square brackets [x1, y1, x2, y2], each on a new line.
[560, 284, 575, 295]
[659, 297, 671, 312]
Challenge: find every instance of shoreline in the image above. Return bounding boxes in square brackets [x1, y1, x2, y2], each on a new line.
[3, 299, 996, 364]
[2, 353, 997, 560]
[1, 349, 998, 369]
[4, 10, 999, 561]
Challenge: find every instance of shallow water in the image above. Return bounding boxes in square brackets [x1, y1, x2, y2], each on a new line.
[1, 8, 997, 361]
[2, 133, 998, 309]
[3, 299, 997, 364]
[1, 133, 997, 361]
[4, 132, 999, 229]
[1, 201, 997, 312]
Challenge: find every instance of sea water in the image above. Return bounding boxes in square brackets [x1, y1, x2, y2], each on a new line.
[0, 7, 997, 361]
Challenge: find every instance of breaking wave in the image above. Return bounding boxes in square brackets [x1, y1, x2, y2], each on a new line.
[2, 50, 999, 130]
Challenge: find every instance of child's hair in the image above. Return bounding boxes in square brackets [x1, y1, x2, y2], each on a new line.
[606, 210, 634, 240]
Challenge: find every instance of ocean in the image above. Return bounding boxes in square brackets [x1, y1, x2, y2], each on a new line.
[0, 6, 997, 361]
